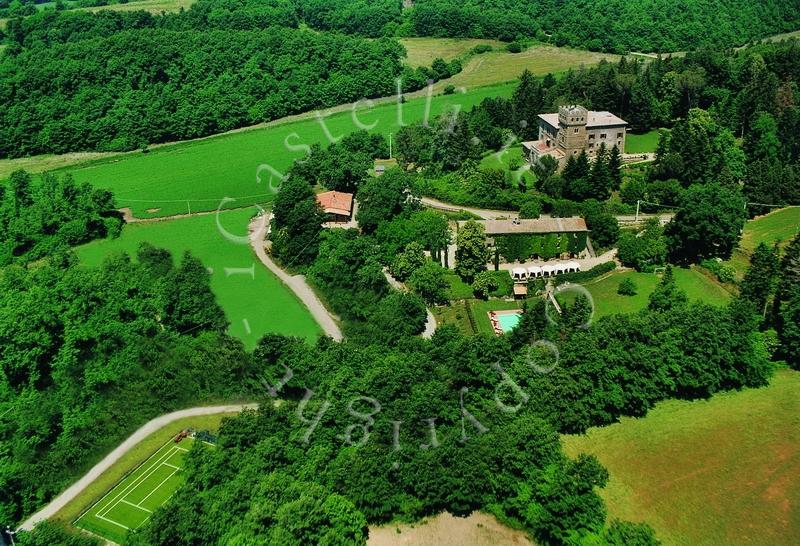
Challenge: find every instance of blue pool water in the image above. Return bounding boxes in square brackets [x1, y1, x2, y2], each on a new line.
[497, 313, 522, 333]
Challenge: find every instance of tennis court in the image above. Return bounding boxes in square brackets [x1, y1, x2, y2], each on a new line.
[75, 438, 194, 543]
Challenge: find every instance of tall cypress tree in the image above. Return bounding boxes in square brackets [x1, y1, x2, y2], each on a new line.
[512, 70, 544, 140]
[589, 145, 612, 201]
[608, 145, 623, 190]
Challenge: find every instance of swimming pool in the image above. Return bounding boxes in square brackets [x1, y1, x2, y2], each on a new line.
[496, 312, 522, 333]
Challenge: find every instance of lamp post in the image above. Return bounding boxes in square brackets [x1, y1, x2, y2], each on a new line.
[5, 527, 16, 546]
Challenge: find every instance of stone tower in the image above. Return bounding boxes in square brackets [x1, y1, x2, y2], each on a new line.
[558, 105, 588, 156]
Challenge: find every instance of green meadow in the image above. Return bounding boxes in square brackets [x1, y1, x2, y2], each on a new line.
[727, 206, 800, 278]
[563, 368, 800, 545]
[60, 83, 516, 218]
[740, 206, 800, 252]
[76, 208, 321, 349]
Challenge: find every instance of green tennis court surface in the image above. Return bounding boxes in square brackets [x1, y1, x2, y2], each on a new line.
[75, 438, 195, 543]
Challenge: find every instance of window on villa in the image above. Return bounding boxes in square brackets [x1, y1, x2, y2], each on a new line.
[589, 134, 595, 139]
[574, 128, 579, 133]
[601, 134, 607, 139]
[617, 132, 623, 138]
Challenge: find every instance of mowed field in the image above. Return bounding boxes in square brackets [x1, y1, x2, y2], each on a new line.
[76, 208, 321, 348]
[399, 38, 505, 67]
[428, 42, 619, 91]
[562, 368, 800, 545]
[76, 437, 196, 543]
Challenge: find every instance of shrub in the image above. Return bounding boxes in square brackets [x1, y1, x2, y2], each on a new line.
[617, 278, 638, 296]
[717, 264, 737, 283]
[443, 84, 456, 95]
[472, 270, 499, 299]
[506, 41, 523, 53]
[519, 199, 542, 219]
[409, 260, 450, 305]
[700, 258, 736, 283]
[471, 44, 493, 54]
[554, 261, 616, 285]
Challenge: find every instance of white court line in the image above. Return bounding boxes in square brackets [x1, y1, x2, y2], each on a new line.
[174, 444, 189, 452]
[96, 446, 179, 519]
[97, 446, 178, 518]
[137, 467, 180, 506]
[163, 463, 180, 470]
[121, 499, 152, 513]
[96, 513, 130, 531]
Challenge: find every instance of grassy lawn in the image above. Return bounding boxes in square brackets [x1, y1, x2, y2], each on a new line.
[479, 145, 536, 185]
[54, 412, 238, 526]
[75, 208, 321, 348]
[399, 37, 504, 67]
[562, 267, 731, 316]
[12, 83, 515, 218]
[739, 206, 800, 253]
[562, 368, 800, 545]
[624, 130, 662, 154]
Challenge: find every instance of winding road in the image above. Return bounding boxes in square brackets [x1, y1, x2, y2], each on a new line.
[248, 215, 344, 341]
[18, 404, 257, 532]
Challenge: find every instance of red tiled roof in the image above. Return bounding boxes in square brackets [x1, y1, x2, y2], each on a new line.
[316, 191, 353, 217]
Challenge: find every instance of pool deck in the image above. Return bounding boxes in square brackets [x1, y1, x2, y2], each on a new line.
[488, 309, 523, 336]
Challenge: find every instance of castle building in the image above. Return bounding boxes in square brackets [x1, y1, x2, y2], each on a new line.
[521, 105, 627, 168]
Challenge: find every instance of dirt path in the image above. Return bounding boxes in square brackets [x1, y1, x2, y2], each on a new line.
[248, 215, 344, 341]
[368, 512, 534, 546]
[419, 197, 515, 219]
[18, 404, 257, 532]
[118, 206, 234, 224]
[419, 196, 672, 225]
[383, 269, 437, 339]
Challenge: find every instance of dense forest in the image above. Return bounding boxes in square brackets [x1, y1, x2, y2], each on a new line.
[8, 0, 798, 52]
[0, 28, 410, 156]
[405, 0, 800, 53]
[0, 239, 255, 525]
[0, 0, 462, 157]
[0, 170, 122, 265]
